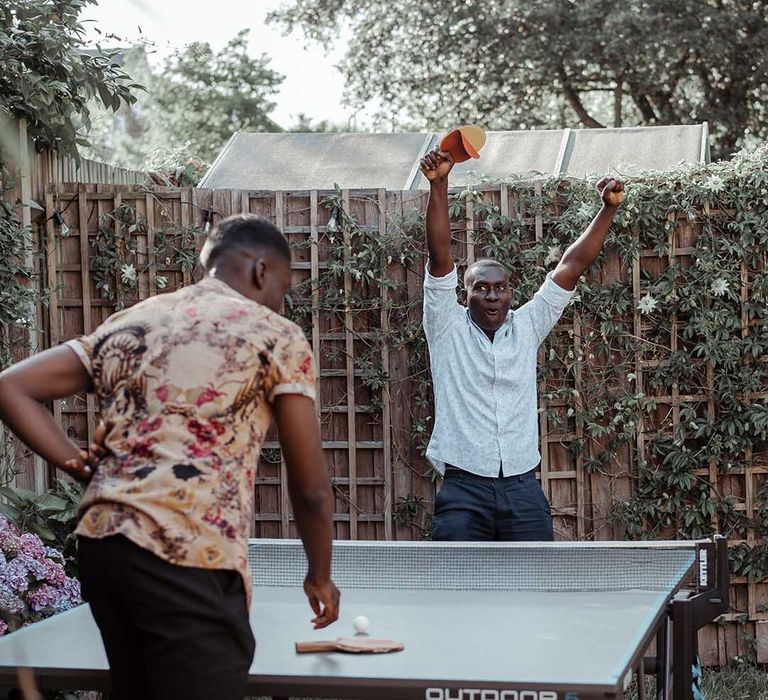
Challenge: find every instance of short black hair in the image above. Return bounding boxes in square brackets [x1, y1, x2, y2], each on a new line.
[201, 214, 290, 270]
[464, 259, 508, 286]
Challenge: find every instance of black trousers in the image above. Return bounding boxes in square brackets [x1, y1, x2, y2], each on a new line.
[431, 466, 555, 541]
[78, 535, 255, 700]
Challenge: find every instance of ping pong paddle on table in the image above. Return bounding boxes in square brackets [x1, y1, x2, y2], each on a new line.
[295, 637, 404, 654]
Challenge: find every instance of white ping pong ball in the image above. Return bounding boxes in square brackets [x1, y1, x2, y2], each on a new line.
[352, 615, 370, 634]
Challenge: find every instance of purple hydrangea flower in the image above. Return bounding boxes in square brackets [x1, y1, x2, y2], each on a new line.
[0, 584, 24, 616]
[0, 531, 20, 557]
[0, 520, 81, 636]
[18, 533, 46, 560]
[43, 561, 66, 586]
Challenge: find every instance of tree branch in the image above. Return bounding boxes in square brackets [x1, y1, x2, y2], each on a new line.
[558, 65, 605, 128]
[628, 84, 658, 124]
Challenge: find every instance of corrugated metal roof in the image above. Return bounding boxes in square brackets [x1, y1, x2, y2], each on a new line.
[198, 124, 709, 191]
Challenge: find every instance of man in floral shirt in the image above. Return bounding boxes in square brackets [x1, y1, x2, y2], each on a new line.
[0, 214, 339, 700]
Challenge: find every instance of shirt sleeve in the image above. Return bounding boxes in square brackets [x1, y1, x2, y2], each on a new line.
[65, 337, 94, 377]
[422, 265, 464, 345]
[268, 325, 317, 403]
[516, 272, 575, 345]
[64, 307, 133, 378]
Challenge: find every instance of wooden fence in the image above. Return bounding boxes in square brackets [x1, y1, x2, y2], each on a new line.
[0, 118, 146, 493]
[4, 180, 767, 665]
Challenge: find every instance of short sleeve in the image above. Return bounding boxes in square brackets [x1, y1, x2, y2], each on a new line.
[64, 307, 133, 379]
[65, 338, 94, 377]
[516, 272, 575, 345]
[422, 265, 464, 344]
[268, 325, 317, 403]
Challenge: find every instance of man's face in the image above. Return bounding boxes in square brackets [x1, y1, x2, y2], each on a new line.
[463, 264, 513, 333]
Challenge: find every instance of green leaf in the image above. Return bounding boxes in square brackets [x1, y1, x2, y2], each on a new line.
[26, 520, 56, 542]
[0, 486, 36, 507]
[0, 501, 21, 521]
[34, 493, 69, 511]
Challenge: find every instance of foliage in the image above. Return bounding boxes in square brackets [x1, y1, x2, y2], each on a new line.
[280, 145, 768, 578]
[0, 514, 81, 636]
[12, 142, 768, 598]
[84, 31, 283, 171]
[0, 174, 38, 370]
[625, 660, 768, 699]
[0, 158, 45, 485]
[0, 480, 83, 577]
[89, 200, 202, 309]
[144, 143, 209, 188]
[270, 0, 768, 157]
[0, 0, 138, 158]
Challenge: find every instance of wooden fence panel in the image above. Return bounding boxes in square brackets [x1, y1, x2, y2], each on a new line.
[5, 181, 767, 665]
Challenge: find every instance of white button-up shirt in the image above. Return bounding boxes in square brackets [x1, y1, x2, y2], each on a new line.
[423, 266, 575, 477]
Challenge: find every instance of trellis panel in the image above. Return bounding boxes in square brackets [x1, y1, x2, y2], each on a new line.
[13, 182, 766, 667]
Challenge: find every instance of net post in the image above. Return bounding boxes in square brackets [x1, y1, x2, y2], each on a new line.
[671, 597, 693, 700]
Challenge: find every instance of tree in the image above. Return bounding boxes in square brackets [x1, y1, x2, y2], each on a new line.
[0, 0, 137, 157]
[270, 0, 768, 158]
[148, 30, 283, 162]
[85, 30, 284, 171]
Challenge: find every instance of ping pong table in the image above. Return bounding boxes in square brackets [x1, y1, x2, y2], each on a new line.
[0, 537, 728, 700]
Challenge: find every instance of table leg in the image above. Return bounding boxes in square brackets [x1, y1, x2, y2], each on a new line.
[656, 616, 670, 699]
[637, 659, 647, 700]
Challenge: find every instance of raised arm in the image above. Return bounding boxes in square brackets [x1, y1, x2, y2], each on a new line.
[552, 178, 625, 291]
[274, 394, 339, 629]
[419, 148, 456, 277]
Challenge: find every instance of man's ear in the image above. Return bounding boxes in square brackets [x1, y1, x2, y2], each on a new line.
[458, 288, 467, 306]
[251, 258, 268, 290]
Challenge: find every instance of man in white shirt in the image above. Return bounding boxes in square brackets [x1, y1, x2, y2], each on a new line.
[419, 147, 624, 541]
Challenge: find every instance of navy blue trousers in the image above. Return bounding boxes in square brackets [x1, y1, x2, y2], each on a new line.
[432, 467, 554, 541]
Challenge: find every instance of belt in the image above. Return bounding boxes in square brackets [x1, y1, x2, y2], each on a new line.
[444, 465, 536, 482]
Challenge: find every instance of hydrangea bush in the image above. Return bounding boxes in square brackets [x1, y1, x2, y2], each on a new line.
[0, 516, 81, 635]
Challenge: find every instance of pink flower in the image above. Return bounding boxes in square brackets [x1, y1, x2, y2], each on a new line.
[18, 533, 45, 559]
[187, 420, 225, 445]
[299, 355, 313, 376]
[44, 561, 66, 586]
[188, 443, 213, 459]
[132, 439, 155, 458]
[137, 417, 163, 435]
[155, 385, 169, 402]
[195, 386, 225, 407]
[224, 309, 247, 321]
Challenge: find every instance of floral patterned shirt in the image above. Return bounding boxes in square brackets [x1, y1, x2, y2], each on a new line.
[66, 276, 315, 602]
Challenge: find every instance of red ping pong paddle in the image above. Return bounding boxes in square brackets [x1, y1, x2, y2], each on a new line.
[295, 637, 404, 654]
[439, 125, 486, 163]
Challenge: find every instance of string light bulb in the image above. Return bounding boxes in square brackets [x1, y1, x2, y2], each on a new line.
[202, 208, 214, 233]
[53, 209, 70, 237]
[327, 205, 341, 234]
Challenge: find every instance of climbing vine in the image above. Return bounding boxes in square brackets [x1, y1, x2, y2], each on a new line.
[5, 145, 767, 585]
[281, 147, 768, 578]
[0, 159, 45, 485]
[89, 200, 203, 309]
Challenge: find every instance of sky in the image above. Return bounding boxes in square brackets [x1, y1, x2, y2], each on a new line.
[81, 0, 355, 129]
